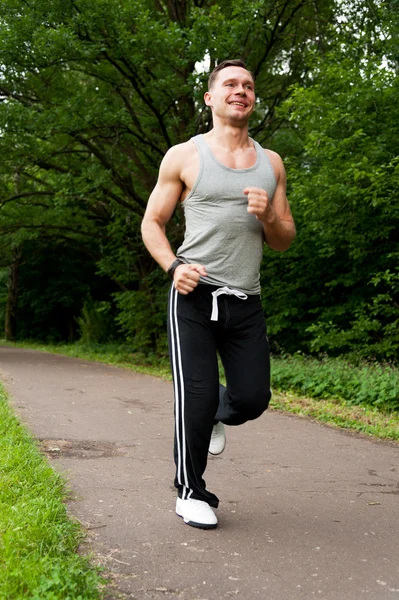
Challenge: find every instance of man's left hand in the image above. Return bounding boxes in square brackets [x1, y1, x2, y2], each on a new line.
[244, 187, 273, 223]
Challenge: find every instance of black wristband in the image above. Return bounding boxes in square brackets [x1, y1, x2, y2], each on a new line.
[167, 258, 184, 280]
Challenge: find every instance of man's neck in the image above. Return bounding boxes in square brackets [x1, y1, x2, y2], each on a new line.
[205, 123, 251, 152]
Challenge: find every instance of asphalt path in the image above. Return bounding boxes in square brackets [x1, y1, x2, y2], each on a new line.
[1, 346, 398, 600]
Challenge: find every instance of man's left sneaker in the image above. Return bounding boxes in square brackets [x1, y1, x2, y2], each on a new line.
[176, 497, 218, 529]
[209, 421, 226, 455]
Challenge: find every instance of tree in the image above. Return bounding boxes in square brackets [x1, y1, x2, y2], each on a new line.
[262, 0, 399, 360]
[0, 0, 335, 348]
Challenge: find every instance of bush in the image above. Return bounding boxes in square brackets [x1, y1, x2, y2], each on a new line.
[271, 354, 399, 412]
[76, 300, 116, 344]
[113, 287, 168, 355]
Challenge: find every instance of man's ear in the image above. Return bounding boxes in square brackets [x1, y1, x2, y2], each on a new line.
[204, 91, 212, 107]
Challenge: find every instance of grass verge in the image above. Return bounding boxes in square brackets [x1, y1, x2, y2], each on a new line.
[271, 354, 399, 412]
[0, 382, 105, 600]
[2, 340, 399, 442]
[270, 391, 399, 441]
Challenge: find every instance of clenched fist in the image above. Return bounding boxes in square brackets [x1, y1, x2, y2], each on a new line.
[174, 263, 207, 295]
[244, 186, 273, 223]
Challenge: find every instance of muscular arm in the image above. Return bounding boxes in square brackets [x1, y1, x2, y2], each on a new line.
[245, 150, 296, 252]
[141, 143, 207, 294]
[141, 146, 183, 272]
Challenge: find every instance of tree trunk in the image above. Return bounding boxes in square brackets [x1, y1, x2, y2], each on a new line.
[5, 247, 22, 341]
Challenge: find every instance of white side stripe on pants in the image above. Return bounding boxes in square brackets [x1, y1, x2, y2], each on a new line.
[170, 286, 191, 499]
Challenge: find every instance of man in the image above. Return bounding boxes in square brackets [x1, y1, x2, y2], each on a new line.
[141, 59, 296, 530]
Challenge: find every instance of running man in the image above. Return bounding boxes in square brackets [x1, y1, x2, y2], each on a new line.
[141, 59, 296, 529]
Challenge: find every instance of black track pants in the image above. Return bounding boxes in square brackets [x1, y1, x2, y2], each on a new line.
[167, 284, 271, 508]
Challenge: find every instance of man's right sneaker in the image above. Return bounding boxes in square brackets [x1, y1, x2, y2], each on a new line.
[176, 497, 218, 529]
[209, 421, 226, 455]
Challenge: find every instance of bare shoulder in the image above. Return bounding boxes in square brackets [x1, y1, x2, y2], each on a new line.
[161, 140, 198, 178]
[263, 148, 285, 179]
[164, 140, 196, 160]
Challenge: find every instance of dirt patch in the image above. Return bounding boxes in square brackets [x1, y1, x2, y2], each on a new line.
[39, 439, 134, 459]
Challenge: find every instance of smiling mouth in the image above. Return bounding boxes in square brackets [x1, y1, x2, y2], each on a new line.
[229, 101, 247, 107]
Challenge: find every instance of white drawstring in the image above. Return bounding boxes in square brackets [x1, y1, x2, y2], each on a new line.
[210, 286, 248, 321]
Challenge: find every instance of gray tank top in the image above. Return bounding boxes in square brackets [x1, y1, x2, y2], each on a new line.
[177, 134, 277, 294]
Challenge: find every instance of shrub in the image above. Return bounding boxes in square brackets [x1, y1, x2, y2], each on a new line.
[271, 354, 399, 412]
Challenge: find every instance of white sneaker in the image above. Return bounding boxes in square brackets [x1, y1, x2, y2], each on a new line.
[176, 497, 218, 529]
[209, 421, 226, 455]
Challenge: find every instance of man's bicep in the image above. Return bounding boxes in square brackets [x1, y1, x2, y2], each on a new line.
[145, 151, 184, 226]
[145, 179, 183, 227]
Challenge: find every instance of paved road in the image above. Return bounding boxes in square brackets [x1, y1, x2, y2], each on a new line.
[1, 346, 398, 600]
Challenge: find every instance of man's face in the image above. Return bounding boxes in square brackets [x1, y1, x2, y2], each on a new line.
[204, 66, 255, 123]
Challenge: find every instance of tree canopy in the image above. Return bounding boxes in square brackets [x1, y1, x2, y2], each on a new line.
[1, 0, 398, 362]
[263, 0, 399, 360]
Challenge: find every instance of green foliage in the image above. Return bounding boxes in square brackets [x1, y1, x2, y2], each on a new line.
[271, 354, 399, 412]
[0, 0, 334, 349]
[114, 271, 169, 354]
[1, 0, 398, 362]
[0, 384, 104, 599]
[270, 392, 399, 441]
[0, 269, 8, 327]
[263, 3, 399, 361]
[12, 242, 111, 342]
[76, 299, 116, 343]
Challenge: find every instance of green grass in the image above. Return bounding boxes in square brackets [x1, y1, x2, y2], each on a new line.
[271, 353, 399, 412]
[2, 340, 399, 442]
[270, 391, 399, 441]
[0, 383, 105, 600]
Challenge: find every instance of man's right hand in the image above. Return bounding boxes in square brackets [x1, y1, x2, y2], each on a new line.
[174, 264, 207, 295]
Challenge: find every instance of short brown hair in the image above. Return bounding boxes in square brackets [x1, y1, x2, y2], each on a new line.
[208, 59, 254, 90]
